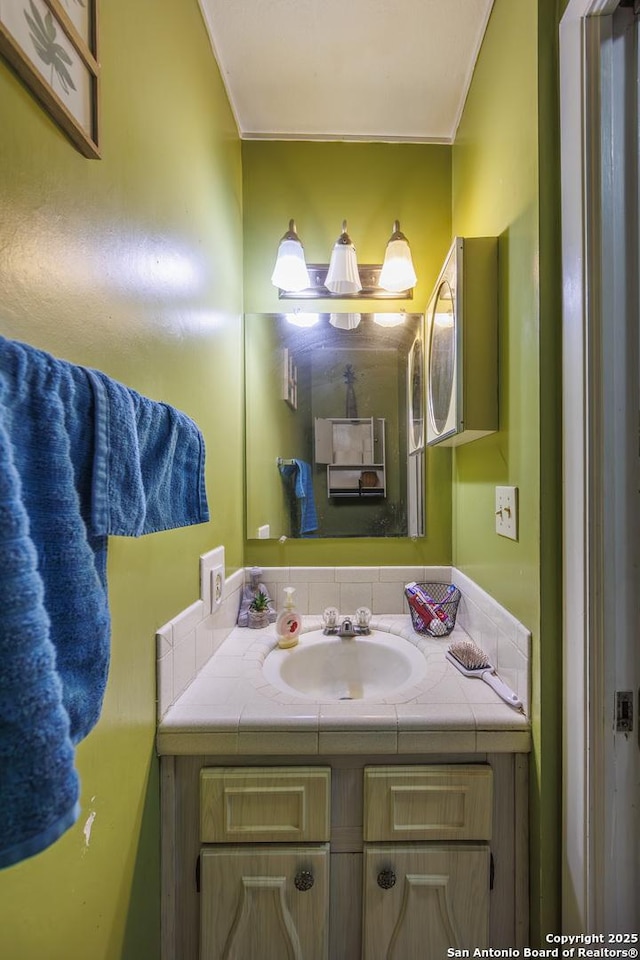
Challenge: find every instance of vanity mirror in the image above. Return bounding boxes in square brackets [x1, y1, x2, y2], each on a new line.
[245, 312, 425, 539]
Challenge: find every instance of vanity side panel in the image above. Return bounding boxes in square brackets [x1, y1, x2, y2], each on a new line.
[514, 752, 530, 946]
[174, 755, 207, 960]
[161, 757, 177, 960]
[488, 753, 516, 947]
[487, 752, 529, 947]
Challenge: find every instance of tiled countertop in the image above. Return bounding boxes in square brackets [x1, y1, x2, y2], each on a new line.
[156, 615, 531, 757]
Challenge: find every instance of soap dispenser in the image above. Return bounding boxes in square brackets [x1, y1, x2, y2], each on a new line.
[275, 587, 301, 649]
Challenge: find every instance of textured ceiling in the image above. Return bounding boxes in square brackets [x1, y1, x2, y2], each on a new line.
[199, 0, 494, 143]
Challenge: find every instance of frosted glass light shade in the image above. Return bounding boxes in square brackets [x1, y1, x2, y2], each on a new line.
[379, 221, 417, 292]
[325, 222, 362, 295]
[325, 245, 362, 294]
[373, 313, 405, 327]
[271, 238, 310, 292]
[329, 312, 361, 330]
[286, 311, 320, 327]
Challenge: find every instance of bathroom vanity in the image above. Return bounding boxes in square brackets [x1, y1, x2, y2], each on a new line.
[158, 615, 530, 960]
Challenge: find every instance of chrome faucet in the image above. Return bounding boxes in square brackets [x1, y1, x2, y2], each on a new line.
[322, 607, 371, 636]
[337, 617, 356, 638]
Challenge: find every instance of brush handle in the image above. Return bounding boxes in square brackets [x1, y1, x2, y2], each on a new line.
[482, 670, 522, 709]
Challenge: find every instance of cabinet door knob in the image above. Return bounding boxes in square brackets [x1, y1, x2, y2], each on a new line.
[377, 868, 396, 889]
[294, 870, 314, 892]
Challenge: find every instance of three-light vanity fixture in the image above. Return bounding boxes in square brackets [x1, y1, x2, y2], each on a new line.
[271, 219, 417, 299]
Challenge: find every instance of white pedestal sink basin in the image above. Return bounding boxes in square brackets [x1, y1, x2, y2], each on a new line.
[262, 629, 427, 702]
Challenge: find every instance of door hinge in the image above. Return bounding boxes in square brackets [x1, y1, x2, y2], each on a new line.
[490, 852, 495, 890]
[195, 854, 201, 893]
[615, 691, 634, 733]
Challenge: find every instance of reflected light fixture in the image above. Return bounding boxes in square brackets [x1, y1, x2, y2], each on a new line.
[373, 312, 406, 327]
[329, 312, 361, 330]
[379, 221, 418, 293]
[324, 221, 362, 295]
[271, 220, 310, 293]
[286, 310, 320, 328]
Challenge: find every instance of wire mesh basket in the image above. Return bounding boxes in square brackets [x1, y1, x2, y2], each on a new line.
[405, 582, 461, 637]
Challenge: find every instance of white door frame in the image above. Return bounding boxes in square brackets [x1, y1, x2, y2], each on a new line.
[560, 0, 640, 932]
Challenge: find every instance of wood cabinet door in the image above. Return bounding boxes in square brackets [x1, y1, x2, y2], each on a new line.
[362, 844, 490, 960]
[200, 845, 329, 960]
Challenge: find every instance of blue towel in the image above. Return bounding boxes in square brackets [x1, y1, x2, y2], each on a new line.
[0, 402, 80, 870]
[278, 459, 318, 536]
[0, 336, 209, 868]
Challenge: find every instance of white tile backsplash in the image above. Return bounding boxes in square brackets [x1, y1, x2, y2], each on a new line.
[156, 547, 244, 720]
[195, 616, 215, 671]
[156, 624, 172, 659]
[378, 565, 426, 583]
[170, 600, 204, 643]
[372, 581, 406, 614]
[339, 581, 373, 614]
[157, 651, 173, 713]
[308, 580, 341, 612]
[452, 566, 531, 715]
[222, 568, 244, 604]
[335, 566, 381, 582]
[157, 559, 531, 720]
[287, 566, 335, 582]
[173, 630, 196, 701]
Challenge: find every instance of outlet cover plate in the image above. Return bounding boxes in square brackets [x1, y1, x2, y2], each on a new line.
[495, 486, 518, 540]
[200, 546, 225, 614]
[210, 565, 224, 609]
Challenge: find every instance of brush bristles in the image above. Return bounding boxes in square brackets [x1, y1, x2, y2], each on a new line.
[448, 639, 490, 670]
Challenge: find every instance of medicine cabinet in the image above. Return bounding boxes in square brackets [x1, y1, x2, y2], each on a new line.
[425, 237, 498, 446]
[314, 416, 386, 498]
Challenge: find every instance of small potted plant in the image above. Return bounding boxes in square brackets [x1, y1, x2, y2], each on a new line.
[248, 590, 270, 629]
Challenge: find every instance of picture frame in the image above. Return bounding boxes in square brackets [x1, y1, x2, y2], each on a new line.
[0, 0, 100, 158]
[282, 348, 298, 410]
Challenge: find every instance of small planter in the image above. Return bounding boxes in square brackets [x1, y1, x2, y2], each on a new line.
[248, 609, 270, 629]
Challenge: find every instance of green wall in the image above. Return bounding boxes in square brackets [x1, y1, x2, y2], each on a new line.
[0, 1, 243, 957]
[451, 0, 562, 939]
[242, 141, 453, 565]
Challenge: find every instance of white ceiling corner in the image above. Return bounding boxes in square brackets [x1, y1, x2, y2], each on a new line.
[198, 0, 494, 143]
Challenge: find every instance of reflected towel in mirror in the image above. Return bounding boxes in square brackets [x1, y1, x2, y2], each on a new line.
[278, 459, 318, 536]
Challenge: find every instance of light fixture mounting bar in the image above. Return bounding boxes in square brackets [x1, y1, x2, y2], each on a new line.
[278, 264, 413, 300]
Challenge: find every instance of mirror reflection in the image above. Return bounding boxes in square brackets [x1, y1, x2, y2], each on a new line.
[245, 313, 425, 539]
[428, 279, 456, 434]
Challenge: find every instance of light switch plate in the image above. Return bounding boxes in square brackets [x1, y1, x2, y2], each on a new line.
[495, 486, 518, 540]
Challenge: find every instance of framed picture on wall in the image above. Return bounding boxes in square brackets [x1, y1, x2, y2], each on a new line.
[0, 0, 100, 158]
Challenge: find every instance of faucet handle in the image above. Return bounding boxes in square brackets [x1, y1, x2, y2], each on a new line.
[356, 606, 371, 629]
[322, 606, 339, 631]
